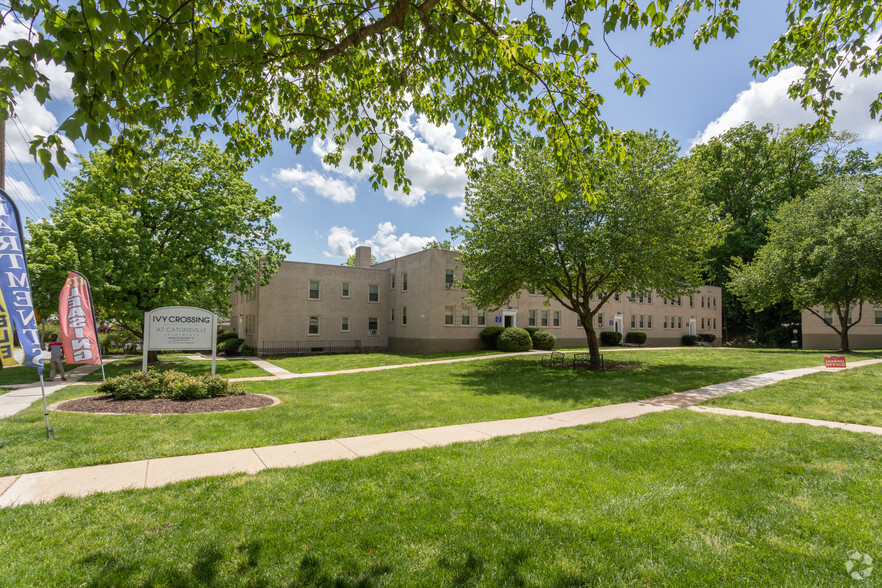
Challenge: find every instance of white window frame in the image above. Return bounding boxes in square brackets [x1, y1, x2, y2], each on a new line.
[553, 311, 560, 327]
[342, 282, 350, 298]
[308, 315, 319, 336]
[368, 317, 379, 336]
[341, 316, 350, 332]
[444, 305, 454, 325]
[368, 284, 379, 303]
[461, 306, 471, 326]
[308, 280, 320, 300]
[402, 306, 408, 326]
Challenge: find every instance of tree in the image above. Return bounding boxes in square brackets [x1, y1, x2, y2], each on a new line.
[423, 239, 452, 250]
[342, 253, 377, 266]
[728, 177, 882, 352]
[450, 132, 724, 364]
[26, 136, 290, 357]
[3, 1, 881, 184]
[687, 123, 827, 344]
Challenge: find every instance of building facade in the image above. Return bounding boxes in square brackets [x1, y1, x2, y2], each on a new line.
[231, 247, 723, 354]
[802, 303, 882, 349]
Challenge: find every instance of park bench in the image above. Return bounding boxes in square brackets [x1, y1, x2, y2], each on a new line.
[540, 351, 566, 368]
[572, 352, 603, 369]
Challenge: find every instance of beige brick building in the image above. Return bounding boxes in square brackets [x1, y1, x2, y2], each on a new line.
[801, 303, 882, 349]
[231, 247, 723, 354]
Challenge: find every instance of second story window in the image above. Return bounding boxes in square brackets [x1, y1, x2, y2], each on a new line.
[445, 268, 455, 288]
[309, 281, 320, 299]
[369, 284, 379, 302]
[342, 282, 350, 297]
[402, 272, 408, 291]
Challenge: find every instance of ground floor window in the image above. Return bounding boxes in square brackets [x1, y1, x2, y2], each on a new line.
[528, 310, 536, 327]
[597, 313, 603, 328]
[308, 315, 319, 335]
[553, 311, 560, 327]
[477, 310, 485, 325]
[541, 310, 548, 327]
[647, 315, 652, 329]
[341, 316, 349, 332]
[402, 307, 407, 326]
[876, 310, 882, 325]
[445, 306, 454, 325]
[368, 317, 378, 335]
[461, 306, 471, 326]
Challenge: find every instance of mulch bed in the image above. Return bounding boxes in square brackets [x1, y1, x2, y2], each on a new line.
[51, 393, 279, 415]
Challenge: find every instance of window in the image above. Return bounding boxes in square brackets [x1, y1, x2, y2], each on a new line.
[368, 317, 378, 335]
[308, 315, 319, 335]
[445, 306, 454, 325]
[647, 315, 652, 329]
[638, 295, 644, 304]
[677, 297, 682, 306]
[528, 310, 536, 327]
[402, 272, 408, 291]
[639, 315, 645, 329]
[823, 311, 834, 325]
[477, 310, 485, 326]
[445, 268, 455, 288]
[309, 280, 320, 299]
[701, 296, 705, 308]
[614, 292, 620, 301]
[461, 307, 471, 326]
[689, 296, 694, 307]
[541, 310, 548, 327]
[713, 318, 717, 329]
[528, 288, 537, 295]
[701, 317, 705, 330]
[847, 312, 854, 326]
[577, 316, 582, 327]
[391, 308, 395, 323]
[341, 316, 350, 332]
[402, 307, 407, 326]
[369, 284, 379, 302]
[553, 311, 560, 327]
[342, 282, 350, 297]
[597, 313, 603, 328]
[875, 311, 882, 325]
[677, 316, 683, 329]
[630, 314, 636, 329]
[664, 316, 668, 329]
[647, 292, 652, 304]
[712, 297, 717, 309]
[391, 274, 395, 289]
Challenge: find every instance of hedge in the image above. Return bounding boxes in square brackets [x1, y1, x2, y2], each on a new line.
[600, 331, 622, 346]
[497, 327, 533, 352]
[530, 329, 556, 350]
[682, 334, 699, 346]
[97, 370, 244, 401]
[625, 331, 647, 345]
[479, 326, 505, 349]
[217, 337, 244, 356]
[699, 333, 717, 343]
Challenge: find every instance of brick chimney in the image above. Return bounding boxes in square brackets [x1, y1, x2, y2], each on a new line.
[354, 246, 372, 268]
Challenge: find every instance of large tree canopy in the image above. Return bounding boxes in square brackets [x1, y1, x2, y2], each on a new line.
[2, 0, 881, 183]
[728, 177, 882, 352]
[450, 132, 724, 363]
[25, 136, 290, 339]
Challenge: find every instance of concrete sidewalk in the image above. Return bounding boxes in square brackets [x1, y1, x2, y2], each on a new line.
[0, 361, 114, 419]
[2, 357, 880, 508]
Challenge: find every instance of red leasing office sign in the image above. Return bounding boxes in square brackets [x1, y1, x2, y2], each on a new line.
[824, 356, 847, 368]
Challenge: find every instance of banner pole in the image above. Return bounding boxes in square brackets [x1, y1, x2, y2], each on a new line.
[142, 313, 149, 374]
[39, 374, 53, 439]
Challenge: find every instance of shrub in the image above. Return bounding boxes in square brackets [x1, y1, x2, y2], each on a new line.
[479, 326, 505, 349]
[216, 331, 240, 343]
[524, 327, 540, 337]
[682, 334, 699, 346]
[530, 329, 556, 350]
[97, 370, 244, 401]
[217, 337, 244, 356]
[240, 343, 255, 356]
[600, 331, 622, 346]
[699, 333, 717, 343]
[625, 331, 647, 345]
[98, 327, 142, 354]
[496, 327, 533, 352]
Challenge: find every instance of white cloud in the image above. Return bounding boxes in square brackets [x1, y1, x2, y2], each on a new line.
[2, 22, 73, 102]
[694, 65, 882, 145]
[2, 176, 42, 203]
[452, 200, 467, 219]
[323, 222, 436, 261]
[273, 165, 356, 203]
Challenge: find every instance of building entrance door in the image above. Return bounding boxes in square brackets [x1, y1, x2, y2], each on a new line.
[502, 310, 517, 328]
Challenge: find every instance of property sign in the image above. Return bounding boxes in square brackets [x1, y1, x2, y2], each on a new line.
[143, 306, 217, 374]
[824, 356, 847, 368]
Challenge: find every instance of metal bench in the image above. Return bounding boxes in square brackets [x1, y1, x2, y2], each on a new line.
[541, 351, 566, 368]
[573, 352, 603, 369]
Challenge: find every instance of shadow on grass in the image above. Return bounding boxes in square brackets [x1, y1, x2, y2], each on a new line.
[451, 357, 753, 405]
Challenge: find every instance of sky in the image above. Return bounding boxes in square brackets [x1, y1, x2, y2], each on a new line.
[3, 2, 882, 266]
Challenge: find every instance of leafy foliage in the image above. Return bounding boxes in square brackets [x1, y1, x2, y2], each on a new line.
[625, 332, 647, 345]
[451, 132, 723, 363]
[216, 331, 241, 343]
[682, 335, 699, 346]
[3, 1, 880, 183]
[600, 332, 622, 346]
[25, 136, 290, 338]
[530, 329, 556, 351]
[218, 338, 245, 356]
[496, 327, 532, 352]
[699, 333, 717, 344]
[97, 370, 244, 401]
[728, 177, 882, 351]
[478, 326, 505, 349]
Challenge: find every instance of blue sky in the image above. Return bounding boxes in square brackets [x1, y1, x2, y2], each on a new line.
[3, 2, 882, 265]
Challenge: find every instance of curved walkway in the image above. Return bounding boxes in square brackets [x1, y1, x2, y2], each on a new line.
[2, 357, 881, 509]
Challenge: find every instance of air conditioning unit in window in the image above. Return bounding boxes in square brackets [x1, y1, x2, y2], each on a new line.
[368, 329, 378, 336]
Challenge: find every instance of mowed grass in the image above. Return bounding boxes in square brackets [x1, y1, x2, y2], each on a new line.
[77, 354, 271, 382]
[265, 349, 502, 373]
[0, 348, 870, 476]
[0, 362, 78, 385]
[707, 362, 882, 427]
[0, 411, 880, 586]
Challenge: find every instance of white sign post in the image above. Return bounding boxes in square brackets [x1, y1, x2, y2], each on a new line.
[143, 306, 218, 374]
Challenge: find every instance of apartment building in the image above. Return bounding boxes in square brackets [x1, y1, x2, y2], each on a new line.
[802, 302, 882, 349]
[231, 246, 723, 354]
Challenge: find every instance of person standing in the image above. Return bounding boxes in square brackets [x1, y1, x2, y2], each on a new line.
[46, 334, 67, 381]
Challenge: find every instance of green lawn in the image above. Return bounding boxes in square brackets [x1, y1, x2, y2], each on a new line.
[706, 362, 882, 427]
[0, 348, 872, 476]
[265, 349, 502, 373]
[0, 363, 78, 386]
[77, 354, 271, 382]
[0, 411, 879, 586]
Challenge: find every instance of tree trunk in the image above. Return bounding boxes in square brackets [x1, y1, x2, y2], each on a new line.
[839, 327, 850, 353]
[581, 321, 602, 365]
[147, 350, 160, 364]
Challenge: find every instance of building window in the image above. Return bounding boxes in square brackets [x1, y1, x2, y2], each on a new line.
[553, 311, 560, 327]
[663, 316, 668, 329]
[630, 314, 636, 329]
[823, 311, 833, 325]
[847, 312, 854, 326]
[477, 310, 485, 325]
[541, 310, 548, 327]
[461, 307, 471, 326]
[639, 315, 645, 328]
[341, 316, 350, 332]
[875, 311, 882, 325]
[577, 316, 582, 327]
[638, 295, 644, 304]
[713, 318, 717, 329]
[445, 268, 455, 288]
[689, 296, 694, 307]
[391, 274, 395, 289]
[369, 284, 379, 302]
[663, 298, 668, 305]
[368, 317, 378, 335]
[701, 317, 706, 330]
[701, 296, 705, 308]
[528, 310, 536, 327]
[677, 316, 683, 329]
[445, 306, 454, 325]
[342, 282, 350, 297]
[402, 272, 408, 291]
[647, 292, 652, 304]
[308, 315, 319, 335]
[391, 308, 395, 323]
[614, 292, 620, 301]
[647, 315, 652, 329]
[402, 307, 407, 326]
[528, 288, 537, 295]
[309, 280, 320, 300]
[712, 297, 717, 309]
[597, 313, 603, 328]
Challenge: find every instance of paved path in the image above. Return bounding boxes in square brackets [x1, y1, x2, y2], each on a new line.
[0, 362, 114, 419]
[1, 357, 880, 508]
